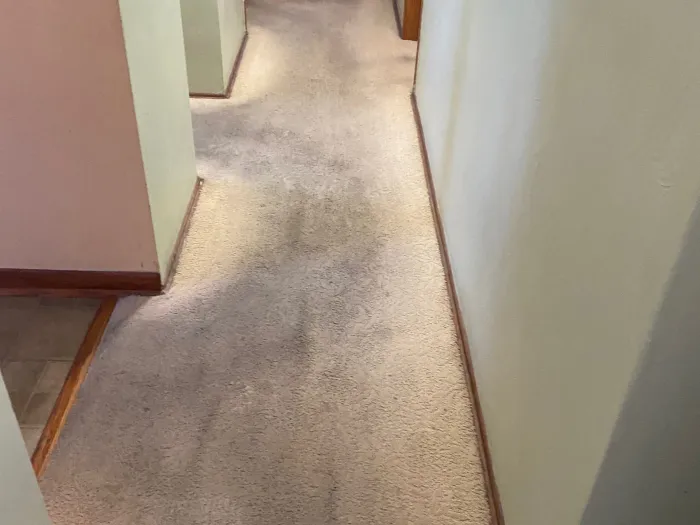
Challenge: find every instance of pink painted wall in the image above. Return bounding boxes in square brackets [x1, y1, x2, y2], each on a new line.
[0, 0, 158, 272]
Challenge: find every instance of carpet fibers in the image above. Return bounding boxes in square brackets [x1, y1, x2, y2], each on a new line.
[41, 0, 491, 523]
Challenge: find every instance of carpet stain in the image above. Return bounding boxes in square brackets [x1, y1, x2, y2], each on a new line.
[40, 1, 492, 524]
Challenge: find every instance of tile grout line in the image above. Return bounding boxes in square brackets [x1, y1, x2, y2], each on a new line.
[32, 297, 117, 477]
[18, 361, 49, 429]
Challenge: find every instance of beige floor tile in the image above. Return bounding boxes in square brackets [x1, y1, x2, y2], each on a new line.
[1, 360, 45, 392]
[35, 361, 72, 392]
[0, 298, 40, 360]
[39, 297, 101, 310]
[6, 304, 97, 361]
[0, 297, 41, 309]
[21, 391, 59, 426]
[20, 425, 43, 454]
[0, 330, 18, 362]
[8, 388, 32, 420]
[0, 297, 40, 332]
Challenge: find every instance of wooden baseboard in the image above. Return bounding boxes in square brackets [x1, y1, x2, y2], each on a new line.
[410, 92, 505, 525]
[161, 177, 203, 292]
[31, 297, 117, 477]
[0, 270, 161, 297]
[0, 178, 202, 298]
[190, 32, 249, 99]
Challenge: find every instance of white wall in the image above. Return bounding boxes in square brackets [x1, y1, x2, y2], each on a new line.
[0, 0, 158, 272]
[180, 0, 246, 95]
[120, 0, 198, 277]
[416, 0, 700, 523]
[413, 0, 467, 195]
[218, 0, 246, 81]
[181, 0, 224, 94]
[0, 376, 51, 524]
[581, 203, 700, 524]
[396, 0, 404, 27]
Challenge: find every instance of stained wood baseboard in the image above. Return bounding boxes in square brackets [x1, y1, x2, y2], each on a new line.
[31, 297, 117, 477]
[0, 177, 202, 297]
[190, 32, 249, 99]
[0, 270, 161, 297]
[161, 177, 203, 291]
[410, 92, 505, 525]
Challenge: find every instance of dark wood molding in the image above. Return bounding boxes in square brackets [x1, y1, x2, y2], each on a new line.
[31, 297, 117, 477]
[190, 32, 249, 99]
[161, 177, 203, 292]
[0, 270, 161, 297]
[0, 178, 202, 297]
[402, 0, 422, 41]
[410, 92, 505, 525]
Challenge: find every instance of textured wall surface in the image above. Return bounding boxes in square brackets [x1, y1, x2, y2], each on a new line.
[416, 0, 700, 523]
[582, 203, 700, 524]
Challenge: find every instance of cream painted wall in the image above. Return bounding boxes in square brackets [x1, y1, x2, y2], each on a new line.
[416, 0, 700, 523]
[397, 0, 404, 27]
[181, 0, 246, 95]
[181, 0, 225, 94]
[413, 0, 467, 195]
[219, 0, 246, 81]
[119, 0, 198, 277]
[0, 1, 158, 272]
[0, 376, 51, 524]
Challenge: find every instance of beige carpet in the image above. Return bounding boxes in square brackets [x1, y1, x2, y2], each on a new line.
[40, 0, 491, 523]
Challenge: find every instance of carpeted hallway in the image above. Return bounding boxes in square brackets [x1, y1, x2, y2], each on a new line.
[40, 0, 491, 523]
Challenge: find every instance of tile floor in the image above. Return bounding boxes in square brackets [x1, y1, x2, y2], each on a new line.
[0, 297, 100, 454]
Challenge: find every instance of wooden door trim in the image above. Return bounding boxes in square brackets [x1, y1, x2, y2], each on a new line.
[393, 0, 422, 41]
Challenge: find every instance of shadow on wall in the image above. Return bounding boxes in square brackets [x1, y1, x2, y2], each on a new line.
[582, 200, 700, 525]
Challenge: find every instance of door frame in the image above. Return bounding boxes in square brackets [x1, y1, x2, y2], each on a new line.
[393, 0, 422, 41]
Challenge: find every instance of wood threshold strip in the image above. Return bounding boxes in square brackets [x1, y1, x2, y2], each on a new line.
[410, 92, 505, 525]
[31, 297, 118, 477]
[190, 32, 249, 99]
